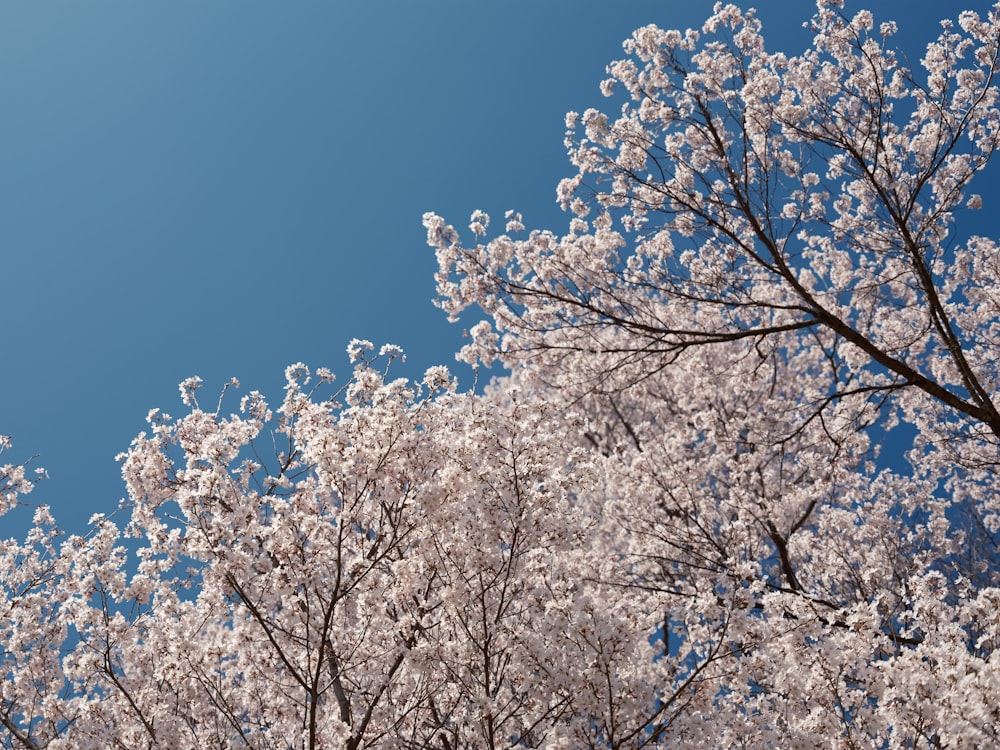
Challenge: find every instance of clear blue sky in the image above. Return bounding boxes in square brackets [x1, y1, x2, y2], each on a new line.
[1, 1, 994, 534]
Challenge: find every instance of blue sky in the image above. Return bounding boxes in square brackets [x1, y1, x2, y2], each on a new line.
[1, 1, 994, 535]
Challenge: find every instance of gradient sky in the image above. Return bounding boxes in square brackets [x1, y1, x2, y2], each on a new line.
[1, 1, 995, 535]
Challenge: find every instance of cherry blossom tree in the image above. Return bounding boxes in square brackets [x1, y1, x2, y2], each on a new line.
[424, 0, 1000, 746]
[0, 349, 679, 748]
[3, 2, 1000, 748]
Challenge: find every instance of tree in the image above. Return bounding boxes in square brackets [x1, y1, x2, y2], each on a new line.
[424, 0, 1000, 745]
[3, 2, 1000, 747]
[0, 350, 670, 748]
